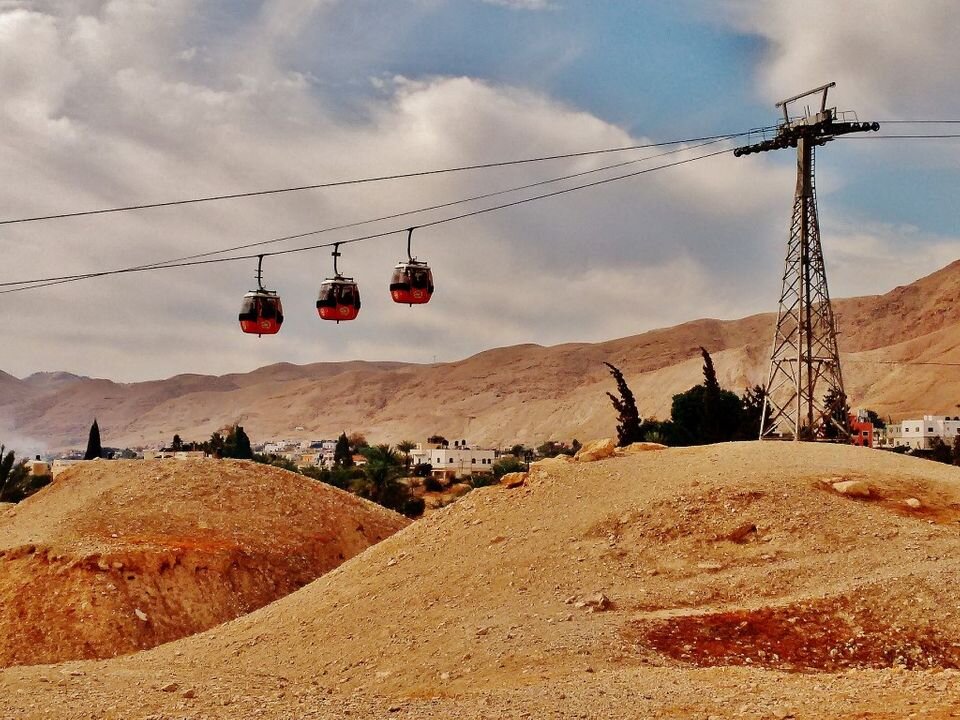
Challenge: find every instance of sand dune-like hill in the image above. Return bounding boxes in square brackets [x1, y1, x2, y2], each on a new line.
[2, 260, 960, 450]
[1, 442, 959, 718]
[0, 459, 408, 668]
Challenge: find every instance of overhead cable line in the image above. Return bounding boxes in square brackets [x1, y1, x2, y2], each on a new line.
[0, 135, 734, 292]
[839, 133, 960, 139]
[0, 145, 731, 295]
[0, 132, 757, 227]
[845, 358, 960, 367]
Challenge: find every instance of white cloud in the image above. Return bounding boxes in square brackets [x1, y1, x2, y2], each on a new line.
[0, 0, 946, 384]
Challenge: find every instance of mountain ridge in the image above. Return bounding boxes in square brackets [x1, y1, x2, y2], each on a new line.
[2, 260, 958, 450]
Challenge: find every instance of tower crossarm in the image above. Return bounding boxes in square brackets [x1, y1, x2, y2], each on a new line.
[734, 82, 879, 157]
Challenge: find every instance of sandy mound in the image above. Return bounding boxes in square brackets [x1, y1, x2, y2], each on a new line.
[0, 459, 408, 668]
[2, 443, 960, 718]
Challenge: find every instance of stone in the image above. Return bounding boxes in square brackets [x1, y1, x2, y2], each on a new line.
[134, 608, 148, 622]
[831, 480, 872, 498]
[574, 438, 617, 463]
[572, 592, 611, 612]
[182, 689, 196, 699]
[499, 472, 527, 489]
[159, 683, 179, 693]
[617, 442, 668, 455]
[529, 456, 573, 474]
[723, 522, 758, 543]
[905, 497, 922, 509]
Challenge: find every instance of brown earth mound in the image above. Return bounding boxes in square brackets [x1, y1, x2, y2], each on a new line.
[2, 443, 960, 719]
[0, 459, 408, 668]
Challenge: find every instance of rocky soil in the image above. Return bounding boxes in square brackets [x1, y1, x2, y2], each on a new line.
[0, 459, 408, 668]
[1, 442, 960, 718]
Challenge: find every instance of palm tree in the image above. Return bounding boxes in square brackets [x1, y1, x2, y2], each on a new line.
[396, 440, 416, 473]
[0, 446, 30, 503]
[354, 445, 408, 512]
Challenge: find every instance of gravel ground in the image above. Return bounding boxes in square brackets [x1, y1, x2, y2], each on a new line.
[2, 442, 960, 719]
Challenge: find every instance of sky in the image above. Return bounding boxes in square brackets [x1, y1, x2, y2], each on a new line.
[2, 0, 959, 382]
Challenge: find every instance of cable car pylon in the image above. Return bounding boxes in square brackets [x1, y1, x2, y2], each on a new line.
[734, 82, 879, 441]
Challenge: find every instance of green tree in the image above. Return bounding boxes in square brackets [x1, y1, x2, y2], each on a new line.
[222, 425, 253, 459]
[822, 388, 850, 440]
[354, 445, 419, 516]
[171, 434, 183, 451]
[397, 440, 417, 472]
[604, 362, 642, 447]
[509, 444, 526, 458]
[738, 385, 769, 440]
[536, 440, 564, 458]
[669, 350, 742, 446]
[0, 446, 47, 503]
[427, 435, 448, 447]
[334, 432, 353, 468]
[492, 456, 525, 479]
[863, 409, 887, 430]
[347, 432, 369, 454]
[0, 446, 28, 502]
[929, 437, 953, 464]
[205, 431, 225, 457]
[254, 453, 297, 471]
[84, 419, 102, 460]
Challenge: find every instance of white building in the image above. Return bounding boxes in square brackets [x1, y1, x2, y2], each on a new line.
[886, 415, 960, 450]
[412, 439, 496, 479]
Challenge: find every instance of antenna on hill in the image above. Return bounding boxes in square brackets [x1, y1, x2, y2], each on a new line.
[735, 83, 879, 441]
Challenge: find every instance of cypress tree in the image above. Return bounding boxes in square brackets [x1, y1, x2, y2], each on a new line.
[84, 419, 102, 460]
[334, 432, 353, 468]
[604, 362, 642, 447]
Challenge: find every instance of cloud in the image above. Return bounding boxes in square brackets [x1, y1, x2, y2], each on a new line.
[715, 0, 960, 118]
[0, 1, 948, 384]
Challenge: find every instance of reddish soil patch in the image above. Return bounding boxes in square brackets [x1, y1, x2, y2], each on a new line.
[633, 595, 960, 672]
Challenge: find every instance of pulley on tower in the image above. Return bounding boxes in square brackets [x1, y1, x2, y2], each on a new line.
[734, 82, 879, 441]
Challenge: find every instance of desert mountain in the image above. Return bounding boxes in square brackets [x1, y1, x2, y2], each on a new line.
[2, 260, 959, 450]
[0, 459, 408, 668]
[1, 443, 960, 717]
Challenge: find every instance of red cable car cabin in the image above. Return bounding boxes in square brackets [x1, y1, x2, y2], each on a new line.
[390, 260, 434, 305]
[317, 277, 361, 322]
[239, 290, 283, 336]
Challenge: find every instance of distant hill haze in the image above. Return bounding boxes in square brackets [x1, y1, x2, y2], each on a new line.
[2, 260, 959, 451]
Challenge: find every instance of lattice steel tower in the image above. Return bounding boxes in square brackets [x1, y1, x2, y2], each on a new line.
[734, 83, 879, 440]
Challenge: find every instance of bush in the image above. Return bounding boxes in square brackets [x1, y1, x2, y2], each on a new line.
[492, 457, 525, 479]
[469, 474, 496, 489]
[254, 453, 298, 472]
[423, 476, 443, 492]
[413, 462, 433, 478]
[401, 497, 426, 518]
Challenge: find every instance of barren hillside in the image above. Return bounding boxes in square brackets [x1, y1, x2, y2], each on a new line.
[2, 260, 959, 449]
[0, 459, 408, 668]
[1, 443, 959, 718]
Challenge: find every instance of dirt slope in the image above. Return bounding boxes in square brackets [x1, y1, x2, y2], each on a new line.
[0, 459, 408, 668]
[1, 442, 960, 718]
[2, 260, 960, 449]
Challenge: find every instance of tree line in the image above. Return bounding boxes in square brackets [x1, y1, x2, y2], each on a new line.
[604, 348, 770, 447]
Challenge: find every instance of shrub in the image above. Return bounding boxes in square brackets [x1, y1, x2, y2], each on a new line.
[401, 497, 426, 518]
[423, 476, 443, 492]
[492, 457, 525, 479]
[469, 474, 496, 489]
